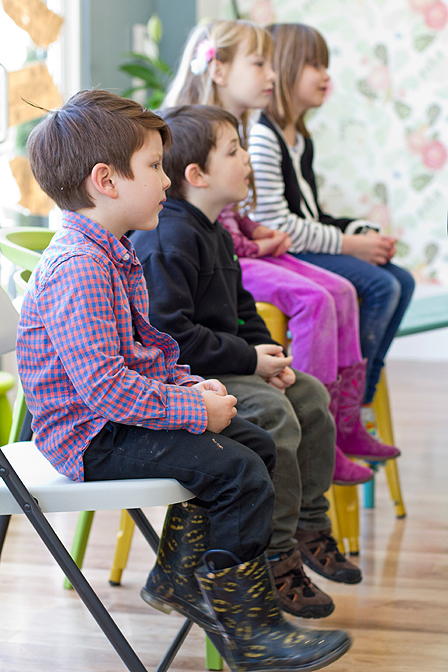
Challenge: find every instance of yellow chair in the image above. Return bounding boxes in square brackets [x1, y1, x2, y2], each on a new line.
[255, 301, 360, 555]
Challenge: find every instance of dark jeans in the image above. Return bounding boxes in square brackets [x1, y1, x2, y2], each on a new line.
[293, 253, 415, 402]
[83, 414, 276, 562]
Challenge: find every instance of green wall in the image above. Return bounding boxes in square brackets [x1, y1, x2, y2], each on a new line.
[81, 0, 196, 93]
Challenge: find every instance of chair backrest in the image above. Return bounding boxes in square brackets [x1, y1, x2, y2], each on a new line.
[0, 227, 56, 271]
[0, 286, 18, 356]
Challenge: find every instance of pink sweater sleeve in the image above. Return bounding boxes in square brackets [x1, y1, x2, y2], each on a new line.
[218, 206, 260, 258]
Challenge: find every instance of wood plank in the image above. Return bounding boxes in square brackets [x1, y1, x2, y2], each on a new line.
[0, 361, 447, 671]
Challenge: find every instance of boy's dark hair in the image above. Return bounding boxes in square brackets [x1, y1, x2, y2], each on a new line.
[159, 105, 239, 200]
[27, 89, 172, 211]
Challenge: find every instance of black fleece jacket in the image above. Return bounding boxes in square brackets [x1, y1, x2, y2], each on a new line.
[130, 199, 280, 377]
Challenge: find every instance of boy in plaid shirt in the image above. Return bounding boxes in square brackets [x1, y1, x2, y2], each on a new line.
[17, 90, 349, 671]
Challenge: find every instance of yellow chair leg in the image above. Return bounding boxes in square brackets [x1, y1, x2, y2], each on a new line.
[332, 484, 360, 556]
[373, 368, 406, 518]
[325, 484, 345, 554]
[373, 368, 395, 445]
[385, 459, 406, 519]
[109, 510, 135, 585]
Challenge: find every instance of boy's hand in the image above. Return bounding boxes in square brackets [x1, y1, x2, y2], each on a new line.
[267, 366, 296, 393]
[193, 379, 227, 396]
[200, 390, 237, 433]
[341, 231, 396, 265]
[255, 344, 293, 379]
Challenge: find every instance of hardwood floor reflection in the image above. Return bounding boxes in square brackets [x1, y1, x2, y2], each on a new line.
[0, 360, 447, 671]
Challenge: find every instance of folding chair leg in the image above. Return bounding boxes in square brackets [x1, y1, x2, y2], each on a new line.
[64, 510, 95, 589]
[110, 509, 135, 585]
[0, 449, 148, 672]
[127, 507, 162, 554]
[0, 514, 10, 559]
[155, 619, 194, 672]
[205, 636, 223, 670]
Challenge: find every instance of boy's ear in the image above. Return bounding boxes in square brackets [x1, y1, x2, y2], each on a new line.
[90, 163, 119, 199]
[184, 163, 208, 188]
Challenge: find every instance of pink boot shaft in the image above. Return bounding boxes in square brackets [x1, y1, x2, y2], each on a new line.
[325, 379, 374, 485]
[337, 361, 400, 462]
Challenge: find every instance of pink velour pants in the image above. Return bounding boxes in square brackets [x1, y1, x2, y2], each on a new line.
[240, 254, 362, 385]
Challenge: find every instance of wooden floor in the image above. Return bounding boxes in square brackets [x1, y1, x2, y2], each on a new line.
[0, 360, 447, 672]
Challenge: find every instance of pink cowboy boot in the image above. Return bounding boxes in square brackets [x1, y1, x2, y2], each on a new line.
[325, 379, 374, 485]
[337, 360, 401, 462]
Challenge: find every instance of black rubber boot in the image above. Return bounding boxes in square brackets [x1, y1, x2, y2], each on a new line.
[141, 501, 219, 632]
[195, 551, 351, 672]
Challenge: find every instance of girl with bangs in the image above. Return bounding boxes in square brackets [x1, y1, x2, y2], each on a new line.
[163, 19, 401, 486]
[249, 23, 414, 446]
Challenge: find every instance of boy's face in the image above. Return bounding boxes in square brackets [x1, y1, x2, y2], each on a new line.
[118, 130, 171, 232]
[204, 123, 251, 208]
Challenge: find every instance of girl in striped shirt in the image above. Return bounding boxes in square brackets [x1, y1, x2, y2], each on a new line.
[248, 22, 414, 438]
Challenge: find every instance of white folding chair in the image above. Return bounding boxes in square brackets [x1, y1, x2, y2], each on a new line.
[0, 286, 196, 672]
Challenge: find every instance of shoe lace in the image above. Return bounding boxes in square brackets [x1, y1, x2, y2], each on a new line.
[312, 533, 346, 563]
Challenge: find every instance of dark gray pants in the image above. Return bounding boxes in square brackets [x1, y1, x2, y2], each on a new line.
[218, 370, 335, 554]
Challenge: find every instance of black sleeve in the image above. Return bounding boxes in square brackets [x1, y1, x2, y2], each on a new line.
[141, 249, 276, 378]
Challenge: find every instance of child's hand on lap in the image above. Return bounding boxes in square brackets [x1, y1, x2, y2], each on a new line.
[255, 344, 293, 379]
[252, 226, 291, 258]
[341, 230, 396, 266]
[199, 389, 237, 433]
[193, 379, 228, 396]
[266, 366, 296, 393]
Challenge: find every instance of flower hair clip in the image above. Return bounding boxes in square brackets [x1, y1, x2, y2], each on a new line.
[190, 39, 217, 75]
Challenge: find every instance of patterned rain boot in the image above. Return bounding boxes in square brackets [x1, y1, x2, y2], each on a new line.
[195, 550, 351, 672]
[337, 360, 401, 462]
[141, 501, 219, 632]
[326, 378, 374, 485]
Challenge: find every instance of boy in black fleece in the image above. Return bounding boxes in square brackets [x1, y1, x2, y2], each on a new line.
[131, 105, 362, 620]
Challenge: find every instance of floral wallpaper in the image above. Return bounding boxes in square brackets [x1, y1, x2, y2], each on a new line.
[219, 0, 448, 286]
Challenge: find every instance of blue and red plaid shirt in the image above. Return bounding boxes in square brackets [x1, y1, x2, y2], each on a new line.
[16, 211, 207, 481]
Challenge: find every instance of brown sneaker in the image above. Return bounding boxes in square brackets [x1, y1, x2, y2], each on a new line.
[295, 528, 362, 584]
[269, 546, 335, 619]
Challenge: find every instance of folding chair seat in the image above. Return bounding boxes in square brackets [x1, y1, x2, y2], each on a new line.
[0, 284, 201, 671]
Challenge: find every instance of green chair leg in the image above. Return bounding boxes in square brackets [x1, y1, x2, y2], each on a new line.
[205, 636, 223, 671]
[63, 510, 95, 589]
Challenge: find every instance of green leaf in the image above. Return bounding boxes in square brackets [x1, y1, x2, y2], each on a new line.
[121, 51, 155, 63]
[374, 44, 388, 66]
[119, 64, 161, 88]
[357, 79, 377, 99]
[394, 101, 412, 119]
[412, 174, 433, 191]
[147, 14, 163, 43]
[424, 242, 439, 263]
[414, 34, 435, 52]
[373, 183, 388, 204]
[427, 103, 440, 125]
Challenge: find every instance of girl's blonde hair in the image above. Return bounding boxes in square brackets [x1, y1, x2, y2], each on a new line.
[266, 23, 329, 137]
[163, 19, 273, 140]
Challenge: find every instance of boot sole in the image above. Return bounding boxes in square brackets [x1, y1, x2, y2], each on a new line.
[279, 599, 335, 619]
[332, 475, 373, 485]
[342, 452, 399, 463]
[140, 586, 220, 633]
[301, 555, 362, 585]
